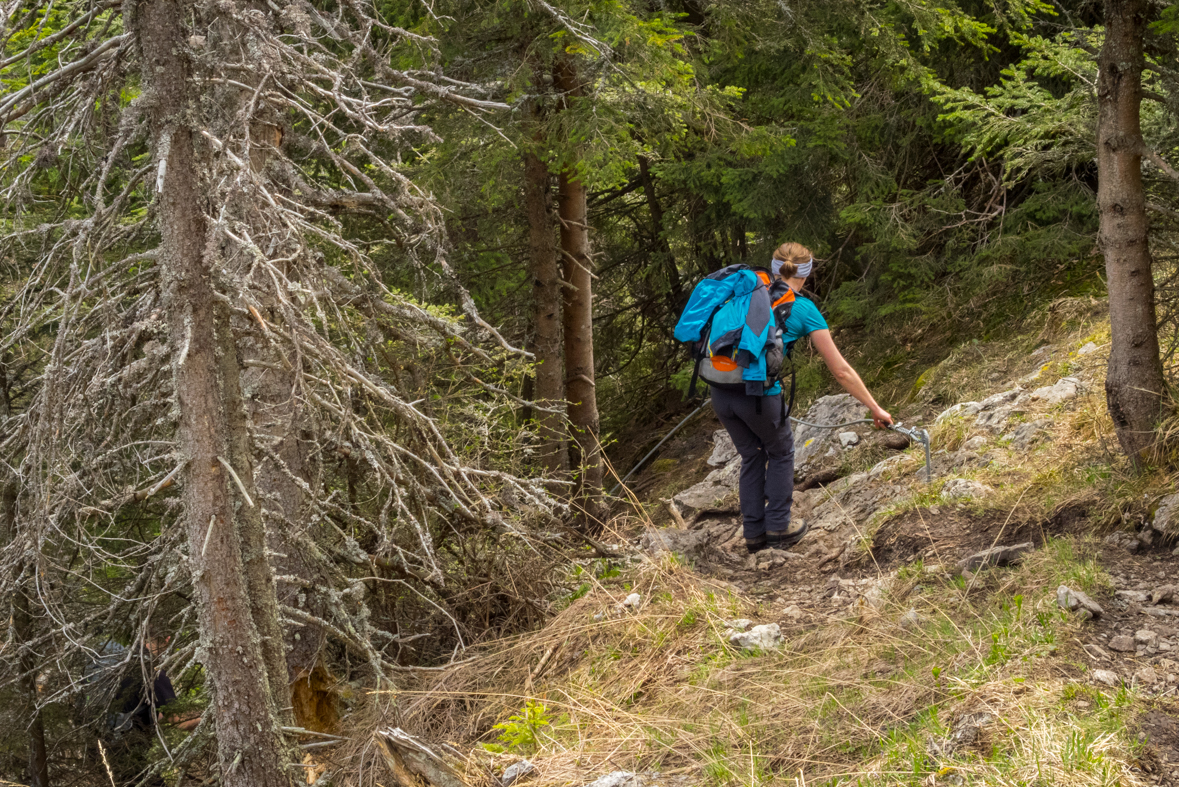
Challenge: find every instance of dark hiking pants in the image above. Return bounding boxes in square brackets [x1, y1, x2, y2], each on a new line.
[710, 386, 795, 540]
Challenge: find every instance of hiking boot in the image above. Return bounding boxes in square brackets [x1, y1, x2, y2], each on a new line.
[766, 519, 808, 550]
[745, 534, 768, 554]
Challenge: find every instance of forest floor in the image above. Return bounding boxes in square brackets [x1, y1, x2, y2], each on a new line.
[393, 299, 1179, 787]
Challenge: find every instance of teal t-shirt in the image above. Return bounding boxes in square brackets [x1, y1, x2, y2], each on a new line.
[782, 295, 828, 344]
[760, 295, 826, 396]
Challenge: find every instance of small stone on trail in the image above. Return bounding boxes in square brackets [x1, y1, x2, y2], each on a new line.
[1105, 531, 1141, 554]
[962, 436, 988, 452]
[1078, 342, 1098, 355]
[1057, 585, 1104, 619]
[584, 772, 640, 787]
[838, 431, 860, 448]
[1083, 643, 1109, 660]
[942, 478, 994, 501]
[1135, 666, 1160, 686]
[1135, 629, 1159, 647]
[783, 605, 803, 620]
[502, 760, 536, 787]
[1110, 635, 1136, 652]
[756, 548, 800, 571]
[1093, 669, 1121, 687]
[1152, 585, 1178, 606]
[729, 623, 783, 652]
[955, 542, 1034, 574]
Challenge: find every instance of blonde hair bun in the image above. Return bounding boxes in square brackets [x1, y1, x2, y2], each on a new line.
[772, 242, 814, 278]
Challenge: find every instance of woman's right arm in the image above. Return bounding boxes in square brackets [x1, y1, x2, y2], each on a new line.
[808, 329, 893, 428]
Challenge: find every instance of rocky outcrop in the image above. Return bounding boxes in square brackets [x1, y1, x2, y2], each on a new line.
[941, 479, 994, 500]
[955, 543, 1034, 573]
[793, 394, 870, 470]
[728, 623, 783, 651]
[640, 527, 709, 560]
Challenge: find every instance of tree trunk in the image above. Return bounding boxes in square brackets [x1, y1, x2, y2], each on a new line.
[523, 99, 567, 474]
[1098, 0, 1168, 463]
[638, 155, 684, 313]
[13, 572, 49, 787]
[554, 58, 603, 522]
[137, 1, 292, 784]
[242, 336, 338, 732]
[216, 316, 295, 729]
[3, 480, 49, 787]
[0, 366, 48, 787]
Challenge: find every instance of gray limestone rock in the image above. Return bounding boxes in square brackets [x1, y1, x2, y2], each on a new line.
[584, 773, 641, 787]
[672, 459, 739, 516]
[962, 435, 988, 452]
[942, 478, 994, 501]
[838, 431, 860, 448]
[955, 542, 1034, 574]
[1152, 585, 1178, 606]
[868, 454, 916, 480]
[1093, 669, 1121, 687]
[974, 404, 1023, 433]
[1029, 377, 1081, 405]
[1110, 635, 1136, 652]
[794, 394, 869, 469]
[1005, 419, 1052, 451]
[802, 471, 901, 533]
[728, 623, 783, 651]
[1135, 629, 1159, 647]
[1077, 342, 1098, 356]
[1057, 585, 1104, 619]
[1104, 531, 1140, 554]
[1152, 493, 1179, 541]
[935, 401, 982, 425]
[707, 429, 738, 467]
[502, 760, 536, 787]
[756, 548, 801, 571]
[1134, 666, 1160, 686]
[640, 527, 709, 560]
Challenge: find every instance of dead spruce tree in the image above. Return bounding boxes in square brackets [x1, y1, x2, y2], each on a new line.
[0, 0, 558, 783]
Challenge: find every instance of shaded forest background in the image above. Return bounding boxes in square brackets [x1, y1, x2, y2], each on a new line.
[2, 0, 1179, 784]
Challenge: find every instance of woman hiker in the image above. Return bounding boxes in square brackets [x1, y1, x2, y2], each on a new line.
[703, 242, 894, 554]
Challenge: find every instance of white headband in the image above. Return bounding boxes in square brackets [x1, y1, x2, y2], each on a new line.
[772, 257, 813, 278]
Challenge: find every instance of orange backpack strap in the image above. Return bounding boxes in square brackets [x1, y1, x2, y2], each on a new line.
[771, 288, 795, 310]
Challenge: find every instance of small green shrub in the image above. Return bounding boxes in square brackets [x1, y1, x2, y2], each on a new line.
[490, 700, 552, 753]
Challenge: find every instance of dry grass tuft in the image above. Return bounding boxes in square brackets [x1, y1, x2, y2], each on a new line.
[372, 539, 1147, 787]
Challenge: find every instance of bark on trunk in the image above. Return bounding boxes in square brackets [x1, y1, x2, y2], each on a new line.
[0, 369, 48, 787]
[243, 337, 338, 732]
[216, 316, 295, 728]
[523, 98, 567, 474]
[1098, 0, 1168, 463]
[3, 481, 49, 787]
[137, 1, 292, 783]
[210, 9, 330, 729]
[13, 574, 49, 787]
[637, 155, 684, 312]
[554, 58, 602, 522]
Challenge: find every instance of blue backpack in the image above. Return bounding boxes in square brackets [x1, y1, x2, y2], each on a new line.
[674, 264, 797, 414]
